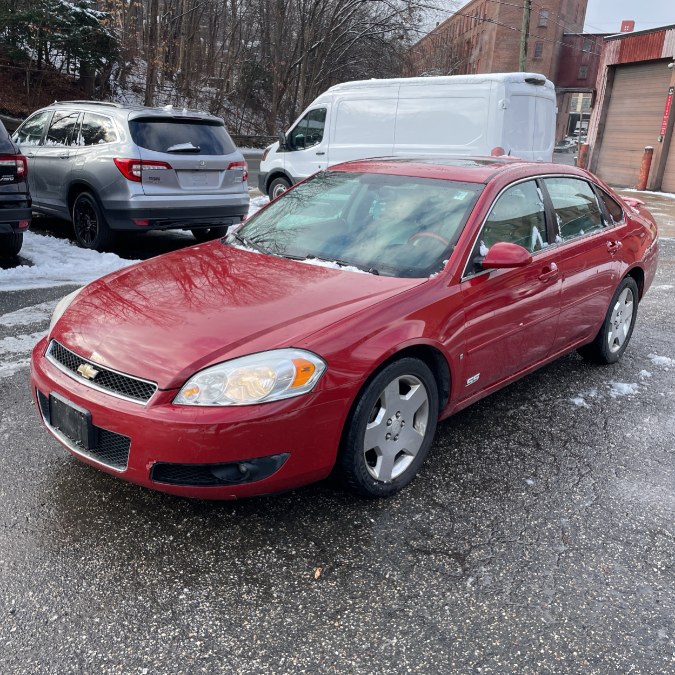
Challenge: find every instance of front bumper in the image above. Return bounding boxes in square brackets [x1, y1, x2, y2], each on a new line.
[30, 337, 347, 499]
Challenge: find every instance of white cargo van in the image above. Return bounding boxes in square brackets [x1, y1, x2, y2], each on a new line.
[258, 72, 557, 197]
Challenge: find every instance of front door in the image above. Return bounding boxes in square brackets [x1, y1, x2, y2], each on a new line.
[283, 107, 328, 179]
[459, 179, 562, 397]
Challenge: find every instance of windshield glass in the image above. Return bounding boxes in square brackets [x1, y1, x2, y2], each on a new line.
[234, 171, 482, 278]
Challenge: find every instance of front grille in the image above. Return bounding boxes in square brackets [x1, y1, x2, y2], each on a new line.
[37, 390, 131, 471]
[47, 340, 157, 404]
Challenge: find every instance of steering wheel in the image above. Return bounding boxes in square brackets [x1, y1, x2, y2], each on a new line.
[408, 232, 450, 247]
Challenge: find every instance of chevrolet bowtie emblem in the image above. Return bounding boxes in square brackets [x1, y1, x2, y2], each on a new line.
[77, 363, 99, 380]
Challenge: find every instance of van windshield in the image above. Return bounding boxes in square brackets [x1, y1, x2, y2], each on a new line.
[231, 171, 482, 278]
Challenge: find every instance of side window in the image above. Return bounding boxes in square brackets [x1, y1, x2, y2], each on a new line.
[78, 113, 117, 146]
[287, 108, 326, 150]
[544, 177, 604, 242]
[597, 189, 624, 225]
[45, 111, 80, 147]
[470, 180, 547, 270]
[14, 111, 51, 146]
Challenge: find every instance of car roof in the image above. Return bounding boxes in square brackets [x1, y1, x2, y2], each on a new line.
[49, 101, 224, 124]
[328, 156, 587, 184]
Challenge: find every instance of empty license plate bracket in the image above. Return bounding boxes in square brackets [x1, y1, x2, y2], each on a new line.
[49, 393, 98, 450]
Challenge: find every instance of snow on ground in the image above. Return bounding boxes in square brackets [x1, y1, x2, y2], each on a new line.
[0, 197, 270, 294]
[648, 354, 673, 368]
[0, 232, 137, 292]
[621, 189, 675, 200]
[0, 300, 58, 327]
[651, 284, 674, 291]
[608, 382, 639, 398]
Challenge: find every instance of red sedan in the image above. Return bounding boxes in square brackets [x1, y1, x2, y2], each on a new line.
[30, 158, 659, 499]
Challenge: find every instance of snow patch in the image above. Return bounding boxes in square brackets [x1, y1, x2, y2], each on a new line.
[648, 353, 673, 368]
[0, 301, 58, 327]
[0, 232, 136, 291]
[570, 396, 590, 408]
[639, 370, 652, 379]
[620, 189, 675, 200]
[608, 382, 638, 398]
[651, 285, 674, 291]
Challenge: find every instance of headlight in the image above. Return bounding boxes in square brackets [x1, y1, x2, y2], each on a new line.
[174, 349, 326, 406]
[49, 287, 84, 334]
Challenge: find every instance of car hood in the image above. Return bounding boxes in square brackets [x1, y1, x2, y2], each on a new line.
[53, 243, 424, 389]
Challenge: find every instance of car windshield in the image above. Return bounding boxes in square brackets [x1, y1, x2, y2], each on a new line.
[233, 171, 482, 278]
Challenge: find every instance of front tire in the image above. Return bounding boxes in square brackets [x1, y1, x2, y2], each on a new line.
[339, 358, 439, 498]
[0, 232, 23, 257]
[578, 276, 639, 364]
[268, 176, 291, 200]
[192, 226, 227, 242]
[72, 192, 114, 251]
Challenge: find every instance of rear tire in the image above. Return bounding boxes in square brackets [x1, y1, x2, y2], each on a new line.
[191, 226, 227, 242]
[268, 176, 291, 199]
[577, 276, 639, 364]
[0, 232, 23, 257]
[72, 192, 114, 251]
[339, 358, 439, 498]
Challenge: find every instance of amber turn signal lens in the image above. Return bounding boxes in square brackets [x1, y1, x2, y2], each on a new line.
[291, 358, 316, 388]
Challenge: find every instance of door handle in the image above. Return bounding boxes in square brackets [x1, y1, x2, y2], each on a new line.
[538, 262, 559, 282]
[607, 240, 622, 253]
[316, 151, 325, 156]
[25, 152, 35, 158]
[58, 154, 69, 160]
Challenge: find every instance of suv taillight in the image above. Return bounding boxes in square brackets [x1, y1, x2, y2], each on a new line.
[114, 158, 172, 182]
[0, 154, 27, 179]
[227, 161, 248, 182]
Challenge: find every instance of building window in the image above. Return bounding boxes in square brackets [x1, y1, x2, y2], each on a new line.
[578, 64, 589, 80]
[583, 38, 593, 53]
[538, 9, 549, 27]
[534, 41, 544, 58]
[581, 93, 592, 110]
[569, 95, 579, 112]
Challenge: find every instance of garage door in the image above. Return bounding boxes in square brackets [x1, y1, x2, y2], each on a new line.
[594, 61, 672, 187]
[663, 136, 675, 193]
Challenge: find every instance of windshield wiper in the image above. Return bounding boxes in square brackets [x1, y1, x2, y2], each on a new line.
[166, 143, 201, 153]
[228, 231, 270, 255]
[285, 253, 379, 275]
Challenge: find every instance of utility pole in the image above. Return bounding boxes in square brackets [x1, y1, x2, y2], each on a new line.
[519, 0, 531, 71]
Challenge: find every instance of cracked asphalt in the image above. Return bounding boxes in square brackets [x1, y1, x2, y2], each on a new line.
[0, 195, 674, 673]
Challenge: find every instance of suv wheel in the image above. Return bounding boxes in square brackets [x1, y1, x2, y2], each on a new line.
[191, 226, 227, 242]
[72, 192, 114, 251]
[0, 232, 23, 257]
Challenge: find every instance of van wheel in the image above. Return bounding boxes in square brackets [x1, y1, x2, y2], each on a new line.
[339, 358, 439, 498]
[72, 192, 114, 251]
[0, 232, 23, 257]
[192, 226, 227, 242]
[269, 176, 291, 199]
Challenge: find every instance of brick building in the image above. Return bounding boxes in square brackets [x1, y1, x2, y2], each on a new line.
[407, 0, 593, 141]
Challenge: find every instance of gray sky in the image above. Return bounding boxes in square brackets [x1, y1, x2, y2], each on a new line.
[444, 1, 675, 35]
[584, 0, 675, 33]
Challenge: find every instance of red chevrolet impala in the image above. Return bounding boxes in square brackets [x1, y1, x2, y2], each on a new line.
[30, 158, 659, 499]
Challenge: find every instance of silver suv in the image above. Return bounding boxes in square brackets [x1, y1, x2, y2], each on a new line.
[13, 101, 249, 250]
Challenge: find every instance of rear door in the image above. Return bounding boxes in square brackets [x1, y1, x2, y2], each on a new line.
[540, 176, 620, 351]
[129, 116, 246, 197]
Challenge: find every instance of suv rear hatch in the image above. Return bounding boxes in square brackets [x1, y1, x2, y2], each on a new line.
[127, 114, 246, 197]
[0, 134, 26, 195]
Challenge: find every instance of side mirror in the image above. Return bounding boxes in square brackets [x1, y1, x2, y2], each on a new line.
[481, 242, 532, 269]
[278, 132, 287, 150]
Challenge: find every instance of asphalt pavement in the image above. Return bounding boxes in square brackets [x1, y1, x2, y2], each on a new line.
[0, 191, 674, 673]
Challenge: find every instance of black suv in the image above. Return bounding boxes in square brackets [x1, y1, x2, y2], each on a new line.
[0, 119, 31, 256]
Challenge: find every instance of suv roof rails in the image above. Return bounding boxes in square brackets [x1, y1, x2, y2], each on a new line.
[54, 100, 122, 108]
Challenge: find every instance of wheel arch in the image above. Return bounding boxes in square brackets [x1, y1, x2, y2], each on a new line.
[337, 343, 451, 449]
[625, 266, 645, 300]
[67, 181, 99, 220]
[265, 171, 293, 195]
